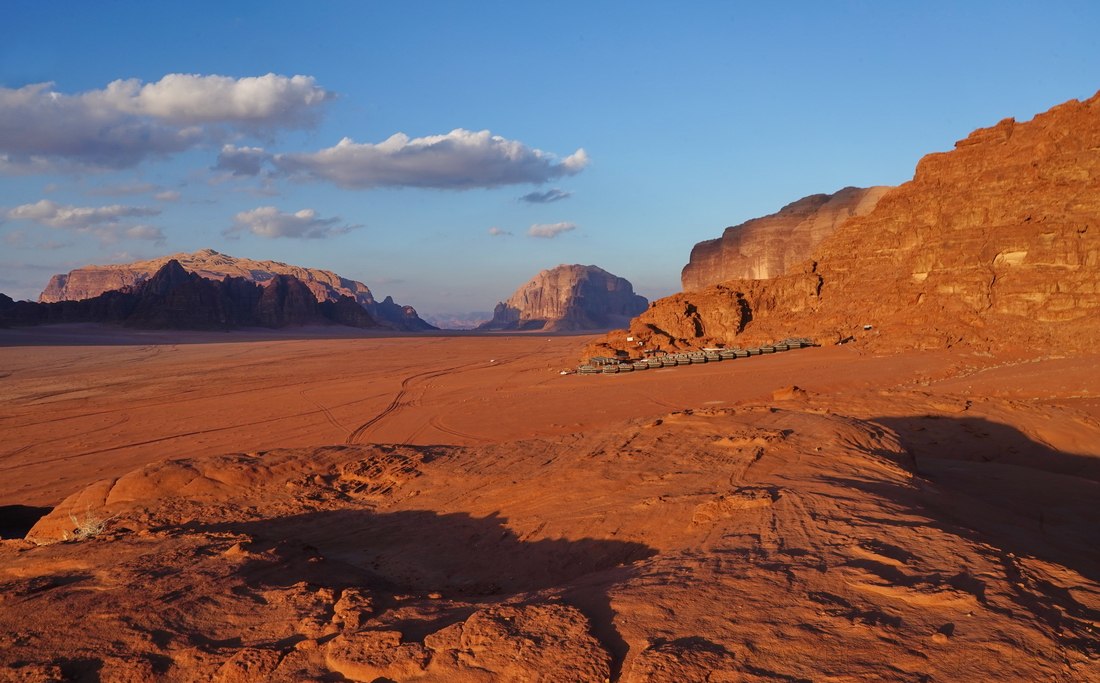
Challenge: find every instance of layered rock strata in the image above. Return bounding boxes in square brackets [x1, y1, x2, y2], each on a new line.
[681, 186, 891, 290]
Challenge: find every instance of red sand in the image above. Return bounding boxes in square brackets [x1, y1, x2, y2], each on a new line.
[1, 327, 1097, 681]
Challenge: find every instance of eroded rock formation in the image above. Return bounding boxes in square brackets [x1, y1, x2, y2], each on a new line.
[592, 90, 1100, 356]
[478, 264, 648, 331]
[681, 185, 891, 290]
[38, 248, 434, 331]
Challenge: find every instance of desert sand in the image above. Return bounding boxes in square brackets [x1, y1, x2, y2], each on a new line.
[1, 327, 1098, 681]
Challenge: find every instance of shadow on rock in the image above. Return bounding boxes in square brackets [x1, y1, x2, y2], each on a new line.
[185, 508, 656, 678]
[823, 414, 1100, 657]
[187, 508, 656, 597]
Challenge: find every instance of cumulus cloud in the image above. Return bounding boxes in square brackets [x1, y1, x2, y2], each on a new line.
[213, 144, 272, 177]
[225, 206, 357, 240]
[487, 226, 512, 237]
[5, 199, 163, 244]
[519, 188, 572, 204]
[275, 129, 588, 190]
[111, 73, 331, 126]
[527, 222, 577, 239]
[0, 74, 331, 172]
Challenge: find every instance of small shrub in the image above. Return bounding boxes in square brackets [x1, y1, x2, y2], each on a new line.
[63, 508, 114, 541]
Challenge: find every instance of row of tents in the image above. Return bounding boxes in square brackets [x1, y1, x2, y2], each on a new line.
[577, 338, 815, 375]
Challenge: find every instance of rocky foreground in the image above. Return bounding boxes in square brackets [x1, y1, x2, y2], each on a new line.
[0, 334, 1097, 681]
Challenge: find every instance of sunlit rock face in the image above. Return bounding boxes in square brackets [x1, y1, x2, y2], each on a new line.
[591, 91, 1100, 356]
[479, 264, 648, 331]
[681, 186, 891, 291]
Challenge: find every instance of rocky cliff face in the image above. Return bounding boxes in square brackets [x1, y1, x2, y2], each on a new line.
[478, 265, 648, 331]
[38, 248, 434, 331]
[3, 260, 377, 330]
[590, 90, 1100, 356]
[681, 186, 891, 290]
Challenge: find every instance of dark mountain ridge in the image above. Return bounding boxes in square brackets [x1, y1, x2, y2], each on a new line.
[0, 260, 377, 331]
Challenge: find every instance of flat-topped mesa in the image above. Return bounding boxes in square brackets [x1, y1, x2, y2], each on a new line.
[478, 264, 648, 332]
[681, 186, 891, 291]
[38, 249, 434, 331]
[2, 260, 377, 330]
[590, 89, 1100, 356]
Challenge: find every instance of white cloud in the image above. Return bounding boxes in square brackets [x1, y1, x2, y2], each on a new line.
[5, 199, 163, 244]
[519, 188, 572, 203]
[112, 73, 331, 126]
[275, 129, 589, 190]
[487, 226, 512, 237]
[154, 190, 181, 202]
[225, 206, 357, 240]
[527, 221, 577, 239]
[0, 74, 331, 172]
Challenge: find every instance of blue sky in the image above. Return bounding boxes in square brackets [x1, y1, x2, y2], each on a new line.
[1, 1, 1098, 316]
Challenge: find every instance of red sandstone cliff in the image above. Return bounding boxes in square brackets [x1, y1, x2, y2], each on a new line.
[681, 186, 890, 290]
[479, 265, 648, 332]
[590, 90, 1100, 357]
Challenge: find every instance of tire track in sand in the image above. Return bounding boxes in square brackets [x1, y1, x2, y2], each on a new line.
[344, 362, 481, 445]
[344, 346, 551, 445]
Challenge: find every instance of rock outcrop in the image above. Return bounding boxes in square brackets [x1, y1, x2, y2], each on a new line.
[478, 265, 648, 331]
[591, 90, 1100, 356]
[38, 248, 434, 331]
[681, 186, 891, 290]
[2, 260, 377, 330]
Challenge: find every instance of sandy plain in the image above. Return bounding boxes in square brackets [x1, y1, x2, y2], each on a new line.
[0, 326, 1098, 681]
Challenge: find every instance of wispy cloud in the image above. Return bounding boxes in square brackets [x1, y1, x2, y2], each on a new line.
[213, 144, 271, 177]
[527, 221, 577, 239]
[225, 206, 357, 240]
[519, 188, 572, 204]
[0, 74, 332, 173]
[86, 182, 161, 197]
[487, 226, 512, 237]
[275, 129, 588, 190]
[5, 199, 164, 243]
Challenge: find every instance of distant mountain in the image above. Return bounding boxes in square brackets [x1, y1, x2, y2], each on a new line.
[422, 312, 494, 330]
[478, 265, 648, 331]
[38, 248, 435, 331]
[2, 260, 376, 330]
